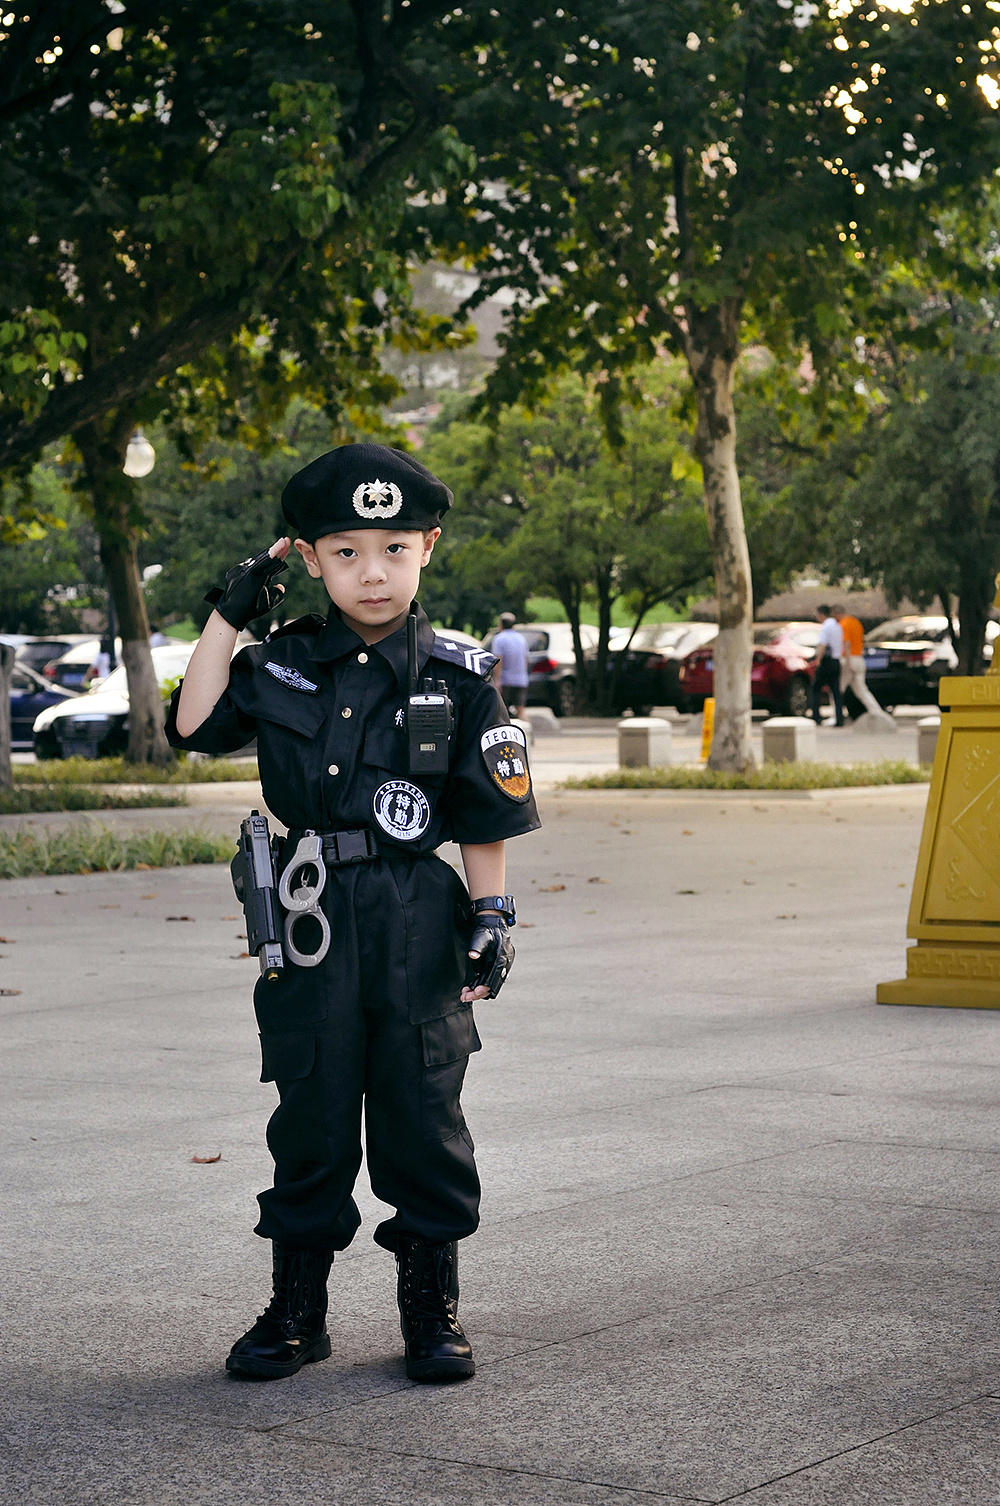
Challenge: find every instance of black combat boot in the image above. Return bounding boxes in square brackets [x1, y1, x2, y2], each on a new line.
[395, 1234, 475, 1383]
[226, 1243, 333, 1379]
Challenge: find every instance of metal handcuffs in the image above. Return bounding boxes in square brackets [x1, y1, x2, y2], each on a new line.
[277, 831, 332, 968]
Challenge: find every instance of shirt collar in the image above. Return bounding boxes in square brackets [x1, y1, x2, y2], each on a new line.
[310, 601, 436, 690]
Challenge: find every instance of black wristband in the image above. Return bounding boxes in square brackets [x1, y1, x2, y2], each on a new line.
[472, 894, 516, 926]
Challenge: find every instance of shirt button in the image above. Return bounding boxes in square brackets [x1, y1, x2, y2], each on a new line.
[327, 764, 339, 776]
[357, 652, 368, 664]
[342, 707, 352, 718]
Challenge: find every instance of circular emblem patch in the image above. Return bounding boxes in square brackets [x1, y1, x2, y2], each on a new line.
[372, 780, 432, 842]
[352, 478, 403, 520]
[481, 725, 532, 803]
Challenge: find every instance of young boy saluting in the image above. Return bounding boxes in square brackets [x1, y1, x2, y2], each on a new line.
[167, 443, 539, 1383]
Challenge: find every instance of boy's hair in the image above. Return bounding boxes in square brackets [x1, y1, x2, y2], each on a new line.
[499, 612, 516, 629]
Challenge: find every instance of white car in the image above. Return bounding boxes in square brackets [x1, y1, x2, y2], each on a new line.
[33, 643, 197, 759]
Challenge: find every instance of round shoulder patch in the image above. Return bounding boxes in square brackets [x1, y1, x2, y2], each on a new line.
[372, 779, 431, 842]
[481, 725, 532, 803]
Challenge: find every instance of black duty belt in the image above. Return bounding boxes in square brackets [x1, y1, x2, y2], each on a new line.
[320, 828, 379, 865]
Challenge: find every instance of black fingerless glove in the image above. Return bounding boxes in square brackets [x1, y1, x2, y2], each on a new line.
[465, 915, 515, 998]
[205, 549, 288, 630]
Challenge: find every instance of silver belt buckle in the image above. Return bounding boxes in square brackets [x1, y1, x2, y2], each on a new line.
[278, 831, 331, 968]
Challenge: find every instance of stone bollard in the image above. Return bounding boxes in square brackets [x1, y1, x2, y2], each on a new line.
[617, 716, 672, 769]
[511, 716, 534, 753]
[917, 715, 940, 766]
[524, 706, 561, 737]
[762, 716, 817, 764]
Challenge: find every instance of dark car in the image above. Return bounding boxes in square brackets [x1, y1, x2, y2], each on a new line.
[605, 622, 719, 714]
[9, 663, 76, 747]
[859, 615, 999, 710]
[679, 621, 818, 717]
[15, 636, 92, 675]
[481, 622, 598, 717]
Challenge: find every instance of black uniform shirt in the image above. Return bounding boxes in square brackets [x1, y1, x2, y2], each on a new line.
[165, 604, 541, 851]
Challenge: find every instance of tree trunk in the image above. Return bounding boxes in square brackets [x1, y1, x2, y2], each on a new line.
[76, 421, 173, 766]
[684, 300, 755, 771]
[0, 641, 14, 789]
[956, 556, 993, 677]
[556, 576, 585, 714]
[594, 565, 615, 715]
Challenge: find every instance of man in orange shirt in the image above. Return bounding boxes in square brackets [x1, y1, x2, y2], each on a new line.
[832, 605, 896, 728]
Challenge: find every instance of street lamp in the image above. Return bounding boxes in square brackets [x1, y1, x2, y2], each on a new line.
[123, 430, 155, 478]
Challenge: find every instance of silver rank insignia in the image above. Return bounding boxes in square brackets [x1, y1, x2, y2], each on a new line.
[264, 662, 319, 693]
[480, 724, 532, 803]
[352, 478, 403, 519]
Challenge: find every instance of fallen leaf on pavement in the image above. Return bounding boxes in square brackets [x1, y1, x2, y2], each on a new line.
[191, 1153, 222, 1164]
[539, 884, 566, 892]
[166, 916, 194, 922]
[676, 888, 699, 894]
[776, 914, 798, 920]
[230, 952, 250, 960]
[99, 904, 120, 910]
[53, 890, 67, 896]
[222, 915, 238, 921]
[0, 936, 15, 943]
[140, 894, 157, 900]
[587, 877, 607, 884]
[682, 829, 695, 836]
[135, 863, 153, 871]
[519, 923, 536, 929]
[0, 989, 22, 996]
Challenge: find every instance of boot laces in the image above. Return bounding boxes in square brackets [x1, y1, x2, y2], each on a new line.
[401, 1243, 462, 1333]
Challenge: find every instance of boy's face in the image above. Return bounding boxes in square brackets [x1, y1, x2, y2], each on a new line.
[294, 527, 440, 642]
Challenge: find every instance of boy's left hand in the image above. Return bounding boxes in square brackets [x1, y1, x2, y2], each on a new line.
[462, 917, 514, 1001]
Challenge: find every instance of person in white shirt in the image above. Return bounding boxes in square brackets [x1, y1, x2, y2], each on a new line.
[810, 604, 844, 727]
[491, 612, 530, 719]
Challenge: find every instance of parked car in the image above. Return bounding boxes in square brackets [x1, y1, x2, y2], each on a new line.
[861, 616, 1000, 709]
[33, 643, 197, 759]
[9, 663, 76, 748]
[604, 622, 719, 714]
[41, 637, 104, 689]
[10, 634, 99, 675]
[481, 622, 599, 717]
[679, 621, 819, 717]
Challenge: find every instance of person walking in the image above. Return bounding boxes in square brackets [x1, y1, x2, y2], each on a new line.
[811, 604, 844, 727]
[491, 612, 530, 720]
[832, 604, 895, 729]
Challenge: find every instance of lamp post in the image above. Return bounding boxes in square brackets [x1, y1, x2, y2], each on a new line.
[105, 430, 157, 670]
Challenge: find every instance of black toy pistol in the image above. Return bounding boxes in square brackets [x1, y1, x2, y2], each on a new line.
[231, 810, 284, 982]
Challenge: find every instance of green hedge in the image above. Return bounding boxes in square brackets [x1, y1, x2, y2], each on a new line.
[0, 826, 232, 879]
[561, 759, 929, 791]
[0, 786, 185, 814]
[14, 755, 258, 785]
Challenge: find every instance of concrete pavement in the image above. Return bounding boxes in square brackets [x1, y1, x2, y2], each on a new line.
[5, 780, 1000, 1503]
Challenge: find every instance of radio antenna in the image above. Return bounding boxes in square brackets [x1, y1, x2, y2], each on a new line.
[406, 605, 418, 697]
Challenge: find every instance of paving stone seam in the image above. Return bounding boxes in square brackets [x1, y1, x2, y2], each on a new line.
[267, 1432, 715, 1503]
[709, 1391, 999, 1504]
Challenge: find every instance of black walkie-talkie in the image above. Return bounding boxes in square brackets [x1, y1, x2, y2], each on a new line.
[406, 607, 453, 774]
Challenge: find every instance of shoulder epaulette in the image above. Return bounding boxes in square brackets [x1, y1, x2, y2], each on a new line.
[430, 635, 498, 680]
[263, 613, 326, 644]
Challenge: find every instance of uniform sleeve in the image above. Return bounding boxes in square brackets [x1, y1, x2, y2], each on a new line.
[442, 678, 541, 845]
[164, 651, 258, 756]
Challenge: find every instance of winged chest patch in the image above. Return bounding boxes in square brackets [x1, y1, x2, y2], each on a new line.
[263, 661, 319, 694]
[481, 724, 532, 802]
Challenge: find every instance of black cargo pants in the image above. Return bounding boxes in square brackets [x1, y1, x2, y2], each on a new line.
[251, 847, 482, 1254]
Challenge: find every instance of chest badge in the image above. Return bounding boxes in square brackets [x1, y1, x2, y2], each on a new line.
[264, 662, 319, 693]
[481, 725, 532, 803]
[372, 779, 432, 842]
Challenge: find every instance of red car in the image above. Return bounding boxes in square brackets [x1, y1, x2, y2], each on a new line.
[678, 621, 819, 717]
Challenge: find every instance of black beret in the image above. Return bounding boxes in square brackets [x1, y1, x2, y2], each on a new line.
[281, 443, 453, 543]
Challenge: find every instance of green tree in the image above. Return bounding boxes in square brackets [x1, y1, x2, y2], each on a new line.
[451, 0, 1000, 766]
[0, 2, 494, 761]
[421, 365, 711, 709]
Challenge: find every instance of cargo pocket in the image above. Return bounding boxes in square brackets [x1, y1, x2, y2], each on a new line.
[420, 1006, 482, 1142]
[258, 1030, 316, 1085]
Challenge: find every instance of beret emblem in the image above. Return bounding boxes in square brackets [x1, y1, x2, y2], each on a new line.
[352, 478, 403, 520]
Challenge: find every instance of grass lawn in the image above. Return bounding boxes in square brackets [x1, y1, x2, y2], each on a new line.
[562, 759, 929, 791]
